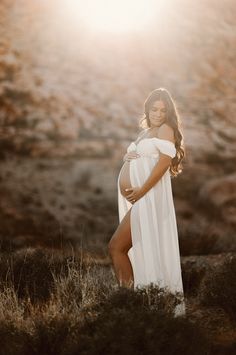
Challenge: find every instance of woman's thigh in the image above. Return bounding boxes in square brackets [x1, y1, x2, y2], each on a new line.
[108, 209, 132, 254]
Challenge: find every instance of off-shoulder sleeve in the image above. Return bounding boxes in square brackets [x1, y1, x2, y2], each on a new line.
[127, 142, 137, 153]
[153, 138, 176, 158]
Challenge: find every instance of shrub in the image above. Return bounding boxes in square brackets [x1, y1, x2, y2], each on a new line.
[181, 258, 209, 296]
[0, 320, 31, 355]
[69, 285, 209, 355]
[199, 254, 236, 322]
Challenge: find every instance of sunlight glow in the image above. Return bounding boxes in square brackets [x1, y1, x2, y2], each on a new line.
[60, 0, 166, 34]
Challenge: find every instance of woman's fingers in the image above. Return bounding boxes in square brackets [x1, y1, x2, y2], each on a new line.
[123, 150, 140, 162]
[126, 197, 134, 204]
[126, 152, 140, 161]
[125, 189, 133, 202]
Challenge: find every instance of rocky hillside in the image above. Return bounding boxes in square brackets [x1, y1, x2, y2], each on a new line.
[0, 0, 235, 253]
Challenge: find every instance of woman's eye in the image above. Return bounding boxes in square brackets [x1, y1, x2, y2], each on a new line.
[151, 108, 166, 112]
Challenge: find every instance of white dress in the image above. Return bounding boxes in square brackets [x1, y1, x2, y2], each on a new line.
[117, 137, 186, 317]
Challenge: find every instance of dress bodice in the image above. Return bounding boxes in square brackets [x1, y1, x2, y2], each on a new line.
[127, 137, 176, 159]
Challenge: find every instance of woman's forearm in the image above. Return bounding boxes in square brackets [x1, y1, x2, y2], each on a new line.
[140, 159, 171, 196]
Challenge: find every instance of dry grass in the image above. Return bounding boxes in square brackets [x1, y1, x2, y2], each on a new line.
[0, 247, 235, 354]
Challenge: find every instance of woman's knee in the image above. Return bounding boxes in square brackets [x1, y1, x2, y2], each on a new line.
[108, 210, 132, 256]
[108, 238, 130, 256]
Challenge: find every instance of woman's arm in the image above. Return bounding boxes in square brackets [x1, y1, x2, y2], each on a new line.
[139, 124, 175, 196]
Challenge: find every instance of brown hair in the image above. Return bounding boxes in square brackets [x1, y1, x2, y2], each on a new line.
[139, 87, 185, 177]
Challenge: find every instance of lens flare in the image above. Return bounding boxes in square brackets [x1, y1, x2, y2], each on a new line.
[59, 0, 166, 34]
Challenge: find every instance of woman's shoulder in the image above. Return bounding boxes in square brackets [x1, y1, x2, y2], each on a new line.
[155, 124, 175, 143]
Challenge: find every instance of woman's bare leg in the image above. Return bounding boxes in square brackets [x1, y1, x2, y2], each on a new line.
[108, 209, 134, 289]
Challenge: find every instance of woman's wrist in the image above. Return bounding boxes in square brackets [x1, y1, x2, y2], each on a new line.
[139, 186, 147, 197]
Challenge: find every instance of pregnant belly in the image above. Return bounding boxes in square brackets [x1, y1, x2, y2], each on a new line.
[119, 161, 133, 198]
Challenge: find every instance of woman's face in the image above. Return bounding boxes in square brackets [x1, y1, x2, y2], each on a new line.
[148, 100, 166, 128]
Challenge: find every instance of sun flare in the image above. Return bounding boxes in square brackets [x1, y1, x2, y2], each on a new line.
[60, 0, 165, 34]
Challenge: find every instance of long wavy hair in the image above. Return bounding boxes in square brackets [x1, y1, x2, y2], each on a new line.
[139, 88, 185, 177]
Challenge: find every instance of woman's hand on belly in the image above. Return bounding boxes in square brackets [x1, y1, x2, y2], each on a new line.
[123, 151, 140, 162]
[125, 187, 145, 204]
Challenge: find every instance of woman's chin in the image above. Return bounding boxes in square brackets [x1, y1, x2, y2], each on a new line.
[151, 122, 162, 127]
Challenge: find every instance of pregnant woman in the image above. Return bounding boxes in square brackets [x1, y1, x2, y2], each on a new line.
[108, 87, 186, 316]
